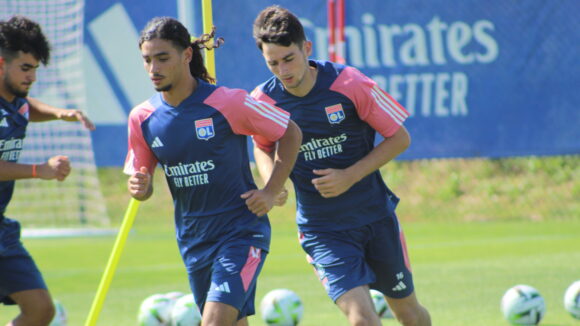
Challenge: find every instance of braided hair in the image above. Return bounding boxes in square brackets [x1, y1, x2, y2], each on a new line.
[139, 17, 223, 83]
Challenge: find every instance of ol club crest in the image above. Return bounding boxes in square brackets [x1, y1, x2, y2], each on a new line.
[325, 104, 345, 124]
[195, 118, 215, 140]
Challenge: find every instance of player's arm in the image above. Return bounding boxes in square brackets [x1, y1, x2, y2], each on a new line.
[312, 126, 410, 198]
[244, 120, 302, 215]
[254, 141, 288, 206]
[0, 155, 71, 181]
[27, 97, 95, 130]
[127, 166, 153, 201]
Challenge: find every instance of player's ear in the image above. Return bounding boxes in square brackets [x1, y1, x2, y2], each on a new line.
[303, 40, 313, 57]
[183, 46, 193, 65]
[0, 57, 5, 74]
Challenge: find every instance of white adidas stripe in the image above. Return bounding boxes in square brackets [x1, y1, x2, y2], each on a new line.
[371, 87, 408, 125]
[371, 92, 403, 125]
[245, 96, 290, 122]
[373, 85, 408, 118]
[244, 100, 289, 128]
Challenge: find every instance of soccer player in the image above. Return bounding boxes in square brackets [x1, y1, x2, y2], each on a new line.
[125, 17, 301, 326]
[251, 6, 431, 326]
[0, 16, 94, 326]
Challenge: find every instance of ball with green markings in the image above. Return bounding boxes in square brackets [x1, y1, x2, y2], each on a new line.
[260, 288, 304, 326]
[501, 284, 545, 325]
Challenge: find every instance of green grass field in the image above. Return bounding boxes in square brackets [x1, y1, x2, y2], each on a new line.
[1, 159, 579, 325]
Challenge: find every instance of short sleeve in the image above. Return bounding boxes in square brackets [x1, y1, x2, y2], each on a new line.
[330, 66, 409, 138]
[123, 103, 158, 175]
[205, 87, 290, 153]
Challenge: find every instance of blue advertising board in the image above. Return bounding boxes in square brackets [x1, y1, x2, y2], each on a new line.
[81, 0, 579, 165]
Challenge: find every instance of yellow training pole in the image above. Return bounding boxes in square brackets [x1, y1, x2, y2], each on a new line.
[201, 0, 216, 81]
[84, 198, 141, 326]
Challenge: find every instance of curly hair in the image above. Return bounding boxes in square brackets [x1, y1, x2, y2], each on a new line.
[0, 15, 50, 65]
[253, 6, 306, 51]
[139, 17, 223, 83]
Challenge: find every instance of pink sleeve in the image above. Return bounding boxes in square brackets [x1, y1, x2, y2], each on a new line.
[250, 88, 280, 153]
[123, 102, 158, 175]
[18, 102, 30, 120]
[330, 67, 409, 138]
[205, 87, 290, 153]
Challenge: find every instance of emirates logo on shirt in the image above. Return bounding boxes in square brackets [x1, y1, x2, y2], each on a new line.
[325, 104, 345, 124]
[195, 118, 215, 140]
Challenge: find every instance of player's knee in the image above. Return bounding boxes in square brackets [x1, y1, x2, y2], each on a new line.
[346, 309, 380, 326]
[21, 299, 55, 325]
[395, 305, 430, 326]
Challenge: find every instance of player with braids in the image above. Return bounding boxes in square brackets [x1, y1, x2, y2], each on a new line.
[251, 6, 431, 326]
[0, 15, 94, 326]
[126, 17, 301, 326]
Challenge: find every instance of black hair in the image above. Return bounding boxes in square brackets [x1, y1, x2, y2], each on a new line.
[0, 15, 50, 65]
[253, 5, 306, 50]
[139, 17, 223, 83]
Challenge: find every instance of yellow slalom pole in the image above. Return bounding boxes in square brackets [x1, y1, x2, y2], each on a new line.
[84, 198, 141, 326]
[201, 0, 216, 81]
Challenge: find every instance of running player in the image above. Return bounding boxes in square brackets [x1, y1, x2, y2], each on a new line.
[124, 17, 301, 326]
[0, 15, 94, 326]
[251, 6, 431, 326]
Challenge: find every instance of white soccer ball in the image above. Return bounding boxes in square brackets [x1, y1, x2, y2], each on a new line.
[170, 294, 202, 326]
[138, 293, 174, 326]
[369, 289, 394, 319]
[260, 288, 304, 326]
[501, 284, 546, 325]
[564, 280, 580, 319]
[49, 300, 67, 326]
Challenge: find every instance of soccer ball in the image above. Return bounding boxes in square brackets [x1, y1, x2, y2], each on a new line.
[260, 288, 304, 326]
[49, 300, 67, 326]
[138, 293, 175, 326]
[170, 294, 202, 326]
[501, 285, 545, 325]
[564, 280, 580, 319]
[370, 289, 394, 318]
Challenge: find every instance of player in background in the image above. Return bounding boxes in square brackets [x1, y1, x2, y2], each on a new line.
[125, 17, 301, 326]
[251, 6, 431, 326]
[0, 15, 94, 326]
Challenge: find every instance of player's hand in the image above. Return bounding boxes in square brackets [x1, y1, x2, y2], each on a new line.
[241, 188, 276, 216]
[128, 167, 152, 200]
[59, 109, 96, 131]
[311, 168, 355, 198]
[274, 188, 288, 206]
[38, 155, 71, 181]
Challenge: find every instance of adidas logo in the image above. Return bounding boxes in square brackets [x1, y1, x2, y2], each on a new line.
[392, 281, 407, 292]
[0, 109, 8, 115]
[214, 282, 231, 293]
[0, 118, 8, 127]
[151, 137, 164, 148]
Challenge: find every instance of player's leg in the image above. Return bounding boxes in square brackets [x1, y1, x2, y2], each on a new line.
[385, 292, 431, 326]
[367, 216, 431, 326]
[8, 289, 55, 326]
[300, 227, 381, 326]
[335, 284, 381, 326]
[202, 301, 240, 326]
[193, 241, 267, 326]
[1, 218, 55, 326]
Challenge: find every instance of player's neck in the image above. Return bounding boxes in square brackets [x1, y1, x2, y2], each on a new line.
[286, 65, 317, 97]
[161, 75, 197, 107]
[0, 84, 16, 103]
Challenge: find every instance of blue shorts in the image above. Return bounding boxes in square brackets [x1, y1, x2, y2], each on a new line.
[187, 238, 267, 319]
[299, 215, 414, 302]
[0, 217, 47, 305]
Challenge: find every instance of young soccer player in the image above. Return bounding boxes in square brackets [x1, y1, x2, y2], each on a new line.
[0, 15, 94, 325]
[251, 6, 431, 326]
[125, 17, 301, 326]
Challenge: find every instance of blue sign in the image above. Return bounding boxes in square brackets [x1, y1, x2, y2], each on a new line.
[81, 0, 580, 165]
